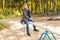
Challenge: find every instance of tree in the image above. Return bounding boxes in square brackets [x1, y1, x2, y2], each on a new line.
[3, 0, 5, 10]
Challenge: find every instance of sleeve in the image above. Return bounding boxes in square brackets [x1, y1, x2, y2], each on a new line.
[23, 10, 30, 20]
[29, 9, 32, 18]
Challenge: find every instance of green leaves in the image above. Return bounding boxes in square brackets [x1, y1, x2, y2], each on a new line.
[0, 23, 9, 30]
[0, 0, 60, 18]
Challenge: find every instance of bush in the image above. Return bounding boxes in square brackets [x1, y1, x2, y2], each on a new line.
[0, 23, 9, 30]
[0, 8, 21, 19]
[3, 8, 14, 18]
[0, 8, 15, 19]
[0, 15, 4, 19]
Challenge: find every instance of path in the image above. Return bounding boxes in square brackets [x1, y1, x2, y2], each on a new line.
[0, 16, 60, 40]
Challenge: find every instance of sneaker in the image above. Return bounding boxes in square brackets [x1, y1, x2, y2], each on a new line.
[34, 29, 39, 32]
[27, 33, 31, 36]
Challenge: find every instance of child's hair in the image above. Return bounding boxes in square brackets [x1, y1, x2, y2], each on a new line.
[23, 2, 28, 6]
[22, 2, 29, 9]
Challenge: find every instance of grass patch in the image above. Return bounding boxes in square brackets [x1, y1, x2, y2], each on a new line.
[0, 23, 10, 30]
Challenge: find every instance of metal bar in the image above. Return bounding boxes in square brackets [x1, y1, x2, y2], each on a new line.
[51, 32, 57, 40]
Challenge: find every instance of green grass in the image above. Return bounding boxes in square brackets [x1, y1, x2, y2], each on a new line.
[0, 23, 9, 30]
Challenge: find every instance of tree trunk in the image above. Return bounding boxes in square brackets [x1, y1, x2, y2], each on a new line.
[3, 0, 5, 10]
[42, 0, 44, 15]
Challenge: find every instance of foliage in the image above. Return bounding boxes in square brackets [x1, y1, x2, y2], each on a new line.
[0, 0, 60, 19]
[0, 23, 9, 30]
[0, 8, 21, 19]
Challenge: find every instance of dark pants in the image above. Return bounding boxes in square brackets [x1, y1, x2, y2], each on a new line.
[25, 19, 36, 34]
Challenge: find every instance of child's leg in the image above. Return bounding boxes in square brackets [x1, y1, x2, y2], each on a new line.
[25, 20, 30, 36]
[29, 20, 38, 31]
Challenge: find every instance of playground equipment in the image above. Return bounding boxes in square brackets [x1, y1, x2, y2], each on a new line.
[39, 30, 56, 40]
[30, 22, 60, 40]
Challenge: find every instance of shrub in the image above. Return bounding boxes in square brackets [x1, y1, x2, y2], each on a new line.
[0, 23, 10, 30]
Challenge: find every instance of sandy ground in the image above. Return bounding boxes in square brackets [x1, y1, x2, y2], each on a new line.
[0, 16, 60, 40]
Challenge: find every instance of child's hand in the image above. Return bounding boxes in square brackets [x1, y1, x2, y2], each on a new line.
[30, 18, 33, 20]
